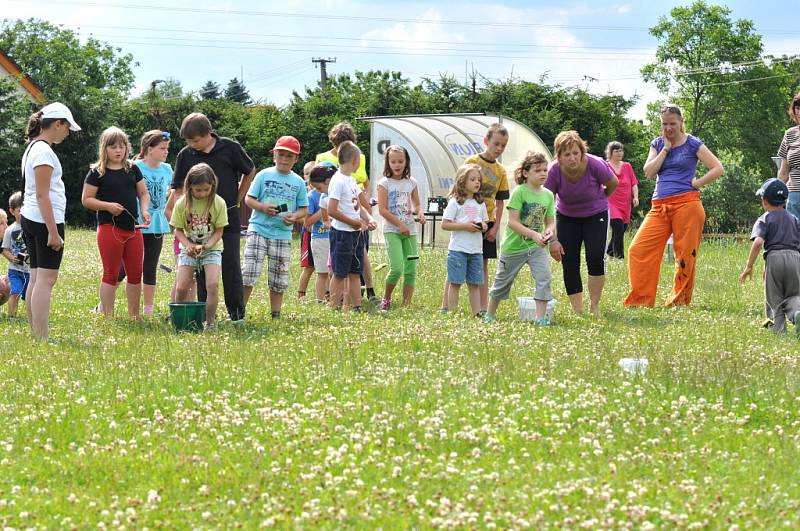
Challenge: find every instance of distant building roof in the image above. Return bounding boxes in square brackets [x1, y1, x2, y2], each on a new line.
[0, 49, 45, 103]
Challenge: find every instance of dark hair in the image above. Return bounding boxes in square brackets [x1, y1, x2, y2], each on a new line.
[789, 92, 800, 124]
[25, 111, 66, 142]
[514, 151, 548, 185]
[138, 129, 170, 159]
[328, 122, 357, 147]
[605, 141, 624, 160]
[309, 164, 337, 183]
[382, 145, 411, 179]
[180, 112, 213, 139]
[8, 191, 23, 210]
[337, 141, 361, 165]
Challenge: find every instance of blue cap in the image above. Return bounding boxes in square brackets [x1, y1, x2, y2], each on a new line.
[757, 178, 788, 206]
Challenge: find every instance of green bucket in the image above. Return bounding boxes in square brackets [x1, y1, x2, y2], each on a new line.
[169, 301, 206, 332]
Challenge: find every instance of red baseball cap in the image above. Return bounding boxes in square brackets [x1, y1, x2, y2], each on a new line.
[272, 135, 301, 155]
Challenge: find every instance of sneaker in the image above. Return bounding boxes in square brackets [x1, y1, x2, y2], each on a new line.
[483, 314, 497, 323]
[535, 317, 552, 326]
[380, 299, 391, 311]
[477, 309, 487, 317]
[439, 307, 448, 313]
[231, 319, 246, 328]
[271, 311, 281, 320]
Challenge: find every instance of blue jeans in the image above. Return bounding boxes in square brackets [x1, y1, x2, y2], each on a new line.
[787, 191, 800, 221]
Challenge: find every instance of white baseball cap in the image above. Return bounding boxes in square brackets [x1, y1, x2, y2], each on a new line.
[40, 102, 81, 131]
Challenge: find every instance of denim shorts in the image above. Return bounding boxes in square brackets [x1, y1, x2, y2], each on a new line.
[179, 248, 223, 268]
[9, 269, 29, 299]
[447, 250, 484, 285]
[330, 228, 364, 278]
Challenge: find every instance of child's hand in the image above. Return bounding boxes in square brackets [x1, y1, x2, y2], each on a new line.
[418, 214, 426, 225]
[399, 223, 411, 236]
[262, 204, 279, 216]
[282, 214, 296, 226]
[323, 219, 331, 229]
[739, 266, 753, 284]
[141, 211, 152, 227]
[531, 231, 547, 246]
[467, 222, 482, 233]
[366, 219, 378, 231]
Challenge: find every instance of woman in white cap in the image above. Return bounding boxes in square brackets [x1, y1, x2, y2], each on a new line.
[20, 102, 80, 340]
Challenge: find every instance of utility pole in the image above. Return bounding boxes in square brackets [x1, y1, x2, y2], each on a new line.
[312, 57, 336, 91]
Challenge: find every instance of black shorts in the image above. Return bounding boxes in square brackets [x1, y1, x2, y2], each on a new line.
[330, 228, 364, 278]
[21, 216, 65, 270]
[482, 221, 497, 259]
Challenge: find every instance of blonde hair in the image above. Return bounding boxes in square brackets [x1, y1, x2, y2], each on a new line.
[486, 123, 508, 140]
[514, 152, 548, 185]
[449, 164, 484, 205]
[91, 126, 133, 176]
[553, 130, 588, 160]
[183, 163, 218, 225]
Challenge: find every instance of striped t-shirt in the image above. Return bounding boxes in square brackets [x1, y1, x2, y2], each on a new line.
[778, 125, 800, 192]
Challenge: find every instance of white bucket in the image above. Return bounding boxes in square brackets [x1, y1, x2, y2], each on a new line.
[619, 357, 649, 376]
[517, 296, 537, 321]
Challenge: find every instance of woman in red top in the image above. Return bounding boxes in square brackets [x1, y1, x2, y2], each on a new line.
[604, 141, 638, 259]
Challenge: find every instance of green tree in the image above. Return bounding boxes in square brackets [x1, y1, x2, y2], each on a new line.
[0, 77, 32, 204]
[200, 80, 220, 100]
[224, 77, 250, 104]
[0, 18, 136, 225]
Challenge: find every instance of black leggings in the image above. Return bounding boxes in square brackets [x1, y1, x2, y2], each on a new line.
[607, 218, 628, 258]
[557, 211, 608, 295]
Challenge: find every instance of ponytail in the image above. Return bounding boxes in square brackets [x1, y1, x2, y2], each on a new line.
[25, 111, 44, 142]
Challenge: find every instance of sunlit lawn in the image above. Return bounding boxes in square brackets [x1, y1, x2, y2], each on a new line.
[1, 228, 799, 528]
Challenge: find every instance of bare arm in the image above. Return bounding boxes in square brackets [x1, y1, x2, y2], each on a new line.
[137, 179, 151, 225]
[304, 208, 323, 228]
[632, 184, 639, 207]
[328, 197, 364, 230]
[486, 199, 505, 241]
[779, 159, 790, 183]
[203, 227, 225, 251]
[739, 237, 764, 283]
[33, 165, 62, 250]
[692, 145, 724, 189]
[81, 183, 124, 216]
[643, 146, 664, 179]
[244, 194, 280, 216]
[237, 167, 256, 206]
[441, 218, 480, 232]
[165, 188, 182, 221]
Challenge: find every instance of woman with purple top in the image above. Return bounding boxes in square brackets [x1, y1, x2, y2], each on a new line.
[624, 104, 723, 308]
[545, 130, 618, 316]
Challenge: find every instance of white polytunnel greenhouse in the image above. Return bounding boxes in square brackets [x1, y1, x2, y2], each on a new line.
[360, 113, 552, 247]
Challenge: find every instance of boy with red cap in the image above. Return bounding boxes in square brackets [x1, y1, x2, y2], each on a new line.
[242, 136, 309, 319]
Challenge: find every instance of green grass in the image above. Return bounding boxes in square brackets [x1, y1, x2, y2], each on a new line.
[1, 229, 799, 528]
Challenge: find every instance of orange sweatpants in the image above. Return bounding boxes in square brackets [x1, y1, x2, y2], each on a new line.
[624, 191, 705, 307]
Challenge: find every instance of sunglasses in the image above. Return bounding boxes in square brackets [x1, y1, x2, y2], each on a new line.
[660, 104, 682, 116]
[161, 131, 171, 140]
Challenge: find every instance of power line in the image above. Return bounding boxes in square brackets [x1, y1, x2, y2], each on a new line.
[697, 72, 796, 88]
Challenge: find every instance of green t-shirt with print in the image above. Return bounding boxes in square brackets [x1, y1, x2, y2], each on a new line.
[500, 185, 555, 255]
[170, 194, 228, 251]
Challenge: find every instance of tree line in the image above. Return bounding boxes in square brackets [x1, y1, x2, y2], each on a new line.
[1, 1, 799, 231]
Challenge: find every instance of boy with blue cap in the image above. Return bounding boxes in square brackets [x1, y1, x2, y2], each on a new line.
[739, 178, 800, 333]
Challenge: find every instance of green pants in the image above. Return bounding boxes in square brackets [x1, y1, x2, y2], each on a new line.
[384, 232, 418, 286]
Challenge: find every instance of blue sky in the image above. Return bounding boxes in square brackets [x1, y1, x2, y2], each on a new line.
[5, 0, 797, 119]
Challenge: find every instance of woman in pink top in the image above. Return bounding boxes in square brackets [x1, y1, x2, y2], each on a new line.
[605, 141, 639, 259]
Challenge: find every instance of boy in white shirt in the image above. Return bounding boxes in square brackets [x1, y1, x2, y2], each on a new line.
[326, 141, 377, 310]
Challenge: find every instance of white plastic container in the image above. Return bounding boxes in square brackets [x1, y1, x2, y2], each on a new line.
[517, 296, 536, 321]
[619, 357, 649, 376]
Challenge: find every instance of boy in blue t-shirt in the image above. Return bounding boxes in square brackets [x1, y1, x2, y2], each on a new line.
[1, 192, 30, 317]
[242, 136, 309, 319]
[740, 178, 800, 333]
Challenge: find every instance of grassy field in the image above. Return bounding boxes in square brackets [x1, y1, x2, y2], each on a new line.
[1, 228, 799, 528]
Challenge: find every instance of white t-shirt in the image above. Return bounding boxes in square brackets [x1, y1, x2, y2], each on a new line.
[20, 140, 65, 224]
[443, 197, 488, 254]
[328, 171, 362, 232]
[378, 176, 418, 234]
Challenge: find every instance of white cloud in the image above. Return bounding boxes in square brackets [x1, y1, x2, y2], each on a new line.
[616, 4, 631, 15]
[360, 8, 466, 52]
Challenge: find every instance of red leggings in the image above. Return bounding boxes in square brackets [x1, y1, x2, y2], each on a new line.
[97, 224, 143, 284]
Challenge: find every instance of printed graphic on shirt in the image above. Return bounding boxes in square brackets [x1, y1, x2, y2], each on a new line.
[185, 212, 214, 244]
[147, 179, 167, 210]
[263, 180, 302, 205]
[462, 202, 482, 222]
[519, 202, 546, 233]
[388, 189, 412, 224]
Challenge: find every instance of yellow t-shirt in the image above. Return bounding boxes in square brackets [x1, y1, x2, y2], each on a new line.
[315, 150, 368, 191]
[465, 154, 510, 222]
[170, 194, 228, 251]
